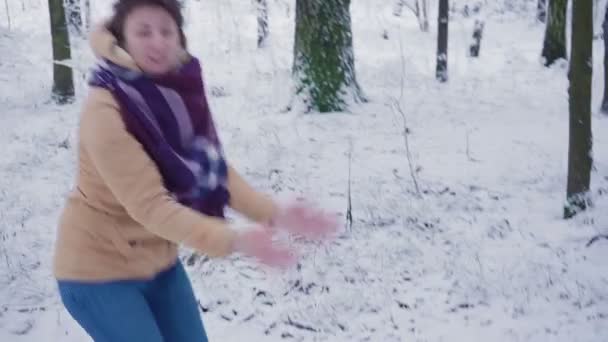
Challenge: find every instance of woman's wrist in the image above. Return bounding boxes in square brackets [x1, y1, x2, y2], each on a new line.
[266, 201, 281, 227]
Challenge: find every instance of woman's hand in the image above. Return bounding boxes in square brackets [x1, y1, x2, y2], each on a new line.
[233, 228, 298, 269]
[271, 200, 339, 240]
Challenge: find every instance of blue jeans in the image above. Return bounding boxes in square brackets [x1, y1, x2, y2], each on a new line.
[58, 261, 208, 342]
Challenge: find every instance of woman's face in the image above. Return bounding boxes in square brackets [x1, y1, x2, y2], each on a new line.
[122, 5, 181, 75]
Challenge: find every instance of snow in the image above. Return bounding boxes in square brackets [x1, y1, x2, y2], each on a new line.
[1, 0, 608, 341]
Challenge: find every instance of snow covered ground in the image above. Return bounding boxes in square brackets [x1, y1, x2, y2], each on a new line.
[1, 0, 607, 341]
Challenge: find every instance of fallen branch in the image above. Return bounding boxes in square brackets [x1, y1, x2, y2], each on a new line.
[466, 129, 480, 162]
[285, 317, 318, 332]
[586, 235, 608, 247]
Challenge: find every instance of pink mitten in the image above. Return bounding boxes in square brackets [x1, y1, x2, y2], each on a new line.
[271, 200, 339, 240]
[233, 228, 298, 269]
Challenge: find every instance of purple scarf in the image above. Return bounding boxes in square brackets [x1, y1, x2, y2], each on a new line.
[89, 57, 230, 218]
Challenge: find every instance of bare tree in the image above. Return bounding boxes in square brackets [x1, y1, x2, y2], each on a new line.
[64, 0, 83, 37]
[394, 0, 405, 16]
[542, 0, 567, 66]
[537, 0, 547, 23]
[257, 0, 269, 48]
[565, 0, 593, 218]
[418, 0, 429, 32]
[84, 0, 91, 32]
[601, 2, 608, 113]
[436, 0, 448, 82]
[394, 0, 429, 32]
[4, 0, 11, 31]
[293, 0, 364, 112]
[469, 20, 484, 57]
[48, 0, 75, 103]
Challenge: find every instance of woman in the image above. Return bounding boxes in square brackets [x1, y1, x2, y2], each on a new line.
[52, 0, 337, 340]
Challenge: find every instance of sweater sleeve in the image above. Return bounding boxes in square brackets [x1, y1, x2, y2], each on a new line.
[81, 88, 236, 257]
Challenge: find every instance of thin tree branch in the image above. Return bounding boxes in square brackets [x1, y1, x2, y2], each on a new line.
[4, 0, 11, 31]
[586, 234, 608, 247]
[346, 137, 353, 230]
[403, 1, 419, 16]
[391, 33, 422, 198]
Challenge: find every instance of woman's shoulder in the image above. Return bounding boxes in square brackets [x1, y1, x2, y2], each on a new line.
[84, 87, 119, 110]
[80, 87, 127, 144]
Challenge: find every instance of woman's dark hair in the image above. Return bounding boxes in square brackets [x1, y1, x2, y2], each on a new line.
[107, 0, 187, 48]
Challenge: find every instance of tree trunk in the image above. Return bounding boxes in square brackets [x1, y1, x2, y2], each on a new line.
[601, 3, 608, 114]
[394, 0, 405, 17]
[469, 20, 484, 58]
[565, 0, 593, 219]
[4, 0, 11, 31]
[84, 0, 91, 32]
[436, 0, 448, 82]
[49, 0, 75, 104]
[65, 0, 83, 36]
[257, 0, 269, 48]
[293, 0, 363, 113]
[542, 0, 567, 67]
[537, 0, 547, 23]
[420, 0, 429, 32]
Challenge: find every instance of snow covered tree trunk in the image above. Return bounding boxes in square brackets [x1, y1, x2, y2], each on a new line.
[420, 0, 429, 32]
[394, 0, 405, 16]
[542, 0, 567, 67]
[84, 0, 91, 32]
[257, 0, 269, 48]
[469, 20, 484, 57]
[293, 0, 363, 113]
[436, 0, 448, 82]
[565, 0, 593, 219]
[64, 0, 83, 37]
[537, 0, 547, 23]
[601, 3, 608, 114]
[49, 0, 75, 104]
[4, 0, 10, 31]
